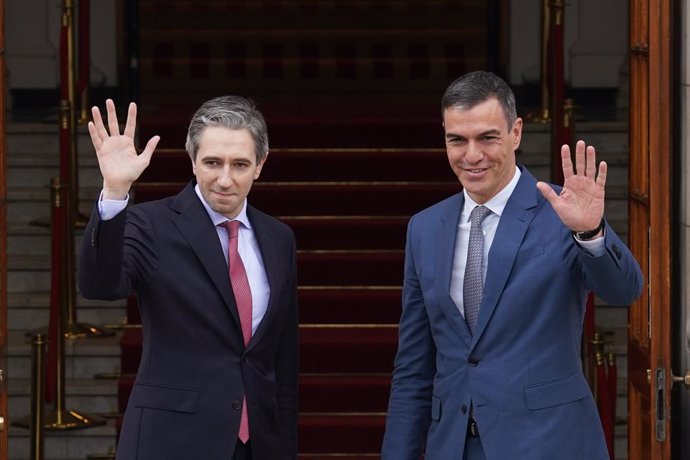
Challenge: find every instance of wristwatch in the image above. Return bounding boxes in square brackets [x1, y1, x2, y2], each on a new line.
[573, 218, 605, 241]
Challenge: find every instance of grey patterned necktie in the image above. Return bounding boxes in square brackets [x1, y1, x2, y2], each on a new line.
[464, 205, 491, 334]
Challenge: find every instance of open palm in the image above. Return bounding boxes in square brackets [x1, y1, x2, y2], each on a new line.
[88, 99, 160, 199]
[536, 140, 607, 232]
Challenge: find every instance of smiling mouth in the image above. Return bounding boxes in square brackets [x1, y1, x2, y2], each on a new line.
[463, 167, 487, 174]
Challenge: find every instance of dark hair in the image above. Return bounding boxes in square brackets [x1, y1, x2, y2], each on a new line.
[441, 71, 518, 129]
[185, 95, 269, 163]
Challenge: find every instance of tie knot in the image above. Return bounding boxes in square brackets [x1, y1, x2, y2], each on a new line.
[469, 205, 491, 226]
[222, 220, 240, 238]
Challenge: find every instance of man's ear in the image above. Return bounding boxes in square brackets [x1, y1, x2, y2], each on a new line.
[511, 117, 523, 151]
[254, 152, 268, 180]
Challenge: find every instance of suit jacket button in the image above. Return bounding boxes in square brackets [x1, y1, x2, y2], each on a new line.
[461, 404, 468, 414]
[232, 400, 242, 410]
[468, 358, 479, 367]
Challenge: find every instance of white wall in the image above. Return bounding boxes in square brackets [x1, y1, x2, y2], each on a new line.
[5, 0, 118, 90]
[509, 0, 628, 87]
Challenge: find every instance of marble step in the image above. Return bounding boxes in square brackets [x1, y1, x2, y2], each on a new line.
[7, 290, 126, 331]
[7, 330, 122, 380]
[8, 378, 119, 422]
[8, 421, 116, 460]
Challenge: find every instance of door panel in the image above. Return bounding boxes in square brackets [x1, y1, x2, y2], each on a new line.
[627, 0, 673, 458]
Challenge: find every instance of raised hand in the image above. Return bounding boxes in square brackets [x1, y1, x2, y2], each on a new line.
[536, 140, 606, 234]
[88, 99, 160, 199]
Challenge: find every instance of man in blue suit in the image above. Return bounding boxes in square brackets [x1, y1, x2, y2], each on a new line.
[382, 71, 643, 459]
[79, 96, 298, 459]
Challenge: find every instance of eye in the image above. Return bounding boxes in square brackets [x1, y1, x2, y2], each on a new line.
[447, 137, 466, 145]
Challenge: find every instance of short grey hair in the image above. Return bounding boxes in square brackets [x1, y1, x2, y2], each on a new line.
[441, 71, 518, 130]
[185, 95, 269, 163]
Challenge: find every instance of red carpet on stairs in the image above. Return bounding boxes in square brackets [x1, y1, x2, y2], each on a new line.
[119, 1, 489, 456]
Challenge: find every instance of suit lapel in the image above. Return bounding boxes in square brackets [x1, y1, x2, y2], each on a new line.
[435, 194, 473, 347]
[471, 168, 540, 343]
[245, 206, 281, 351]
[168, 183, 243, 331]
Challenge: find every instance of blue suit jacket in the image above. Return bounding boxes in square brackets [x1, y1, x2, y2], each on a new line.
[79, 182, 299, 460]
[382, 166, 643, 460]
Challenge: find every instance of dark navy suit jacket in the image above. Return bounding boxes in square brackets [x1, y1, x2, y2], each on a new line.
[382, 166, 643, 459]
[79, 182, 299, 460]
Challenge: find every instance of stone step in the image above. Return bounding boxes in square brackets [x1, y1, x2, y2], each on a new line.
[8, 378, 119, 421]
[8, 290, 126, 331]
[7, 330, 122, 380]
[9, 421, 116, 460]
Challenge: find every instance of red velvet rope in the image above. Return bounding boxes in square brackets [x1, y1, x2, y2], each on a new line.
[77, 0, 90, 99]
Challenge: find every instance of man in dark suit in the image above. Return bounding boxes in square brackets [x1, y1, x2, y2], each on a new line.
[381, 71, 643, 459]
[79, 96, 298, 460]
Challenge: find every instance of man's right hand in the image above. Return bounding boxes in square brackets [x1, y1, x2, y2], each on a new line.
[88, 99, 160, 200]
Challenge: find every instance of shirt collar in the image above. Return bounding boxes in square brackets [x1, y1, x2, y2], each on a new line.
[462, 165, 521, 222]
[194, 183, 252, 229]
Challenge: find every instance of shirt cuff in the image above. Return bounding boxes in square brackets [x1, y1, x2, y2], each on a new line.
[98, 190, 129, 221]
[574, 231, 606, 257]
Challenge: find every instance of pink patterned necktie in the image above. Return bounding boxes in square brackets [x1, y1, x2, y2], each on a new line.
[222, 220, 252, 443]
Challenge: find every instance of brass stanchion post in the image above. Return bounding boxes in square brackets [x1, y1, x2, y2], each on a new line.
[47, 178, 105, 429]
[61, 0, 112, 339]
[13, 333, 47, 457]
[30, 334, 46, 460]
[527, 0, 551, 123]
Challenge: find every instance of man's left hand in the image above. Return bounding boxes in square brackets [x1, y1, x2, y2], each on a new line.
[536, 140, 606, 236]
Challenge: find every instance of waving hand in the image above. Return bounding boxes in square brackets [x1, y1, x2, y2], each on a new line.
[536, 140, 606, 236]
[88, 99, 160, 199]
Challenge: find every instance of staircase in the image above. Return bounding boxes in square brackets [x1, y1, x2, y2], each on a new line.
[5, 117, 632, 459]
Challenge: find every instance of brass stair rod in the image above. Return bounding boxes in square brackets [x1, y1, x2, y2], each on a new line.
[47, 179, 104, 430]
[30, 333, 46, 460]
[538, 0, 551, 122]
[61, 0, 112, 339]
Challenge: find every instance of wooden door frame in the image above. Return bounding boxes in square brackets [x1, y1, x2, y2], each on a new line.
[627, 0, 674, 458]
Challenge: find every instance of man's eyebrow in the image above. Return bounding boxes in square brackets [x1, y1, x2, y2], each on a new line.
[445, 128, 503, 139]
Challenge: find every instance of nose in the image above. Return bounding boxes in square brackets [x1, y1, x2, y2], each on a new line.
[465, 140, 483, 163]
[217, 165, 234, 187]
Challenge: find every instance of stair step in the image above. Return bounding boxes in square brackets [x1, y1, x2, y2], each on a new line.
[298, 250, 403, 286]
[8, 378, 119, 421]
[299, 287, 401, 324]
[8, 330, 122, 380]
[299, 414, 386, 454]
[299, 374, 391, 413]
[8, 421, 116, 460]
[119, 325, 398, 375]
[7, 290, 126, 331]
[283, 216, 408, 250]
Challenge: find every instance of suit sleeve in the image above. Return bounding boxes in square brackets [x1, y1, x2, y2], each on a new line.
[78, 201, 158, 300]
[381, 217, 436, 460]
[275, 231, 299, 459]
[574, 220, 644, 305]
